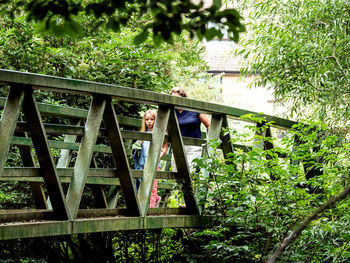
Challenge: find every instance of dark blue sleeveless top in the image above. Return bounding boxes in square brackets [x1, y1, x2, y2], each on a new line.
[176, 110, 201, 138]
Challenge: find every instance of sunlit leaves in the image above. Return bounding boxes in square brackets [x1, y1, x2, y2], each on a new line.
[2, 0, 245, 44]
[238, 0, 350, 125]
[35, 17, 83, 37]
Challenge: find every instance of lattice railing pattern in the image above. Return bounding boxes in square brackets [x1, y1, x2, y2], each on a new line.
[0, 69, 297, 240]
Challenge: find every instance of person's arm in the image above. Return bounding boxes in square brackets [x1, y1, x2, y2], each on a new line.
[199, 113, 210, 133]
[160, 143, 168, 159]
[160, 130, 168, 159]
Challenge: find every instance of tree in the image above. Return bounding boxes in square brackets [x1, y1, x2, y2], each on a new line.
[1, 0, 245, 44]
[0, 4, 214, 261]
[238, 0, 350, 127]
[0, 6, 208, 99]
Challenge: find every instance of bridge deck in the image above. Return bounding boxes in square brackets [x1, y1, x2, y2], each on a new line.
[0, 214, 214, 240]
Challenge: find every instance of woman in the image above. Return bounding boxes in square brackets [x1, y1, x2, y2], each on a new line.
[170, 87, 210, 171]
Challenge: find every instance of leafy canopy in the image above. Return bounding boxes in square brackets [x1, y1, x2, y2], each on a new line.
[1, 0, 245, 44]
[238, 0, 350, 126]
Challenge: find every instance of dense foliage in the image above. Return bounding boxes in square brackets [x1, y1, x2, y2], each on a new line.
[238, 0, 350, 127]
[0, 0, 245, 44]
[192, 116, 350, 262]
[0, 3, 216, 262]
[0, 10, 207, 94]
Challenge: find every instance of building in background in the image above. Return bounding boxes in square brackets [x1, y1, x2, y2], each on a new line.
[199, 0, 286, 116]
[204, 40, 286, 116]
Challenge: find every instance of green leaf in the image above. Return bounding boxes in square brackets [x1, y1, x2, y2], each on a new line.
[35, 18, 83, 37]
[205, 27, 219, 41]
[213, 0, 222, 9]
[133, 30, 149, 45]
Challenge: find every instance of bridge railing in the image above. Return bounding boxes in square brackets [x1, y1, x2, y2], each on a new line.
[0, 69, 298, 239]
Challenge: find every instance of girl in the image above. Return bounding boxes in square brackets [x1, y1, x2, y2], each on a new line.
[135, 109, 167, 208]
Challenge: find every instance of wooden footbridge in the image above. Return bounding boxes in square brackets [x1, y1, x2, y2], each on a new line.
[0, 69, 296, 241]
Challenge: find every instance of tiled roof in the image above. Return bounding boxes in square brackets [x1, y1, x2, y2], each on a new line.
[203, 40, 242, 73]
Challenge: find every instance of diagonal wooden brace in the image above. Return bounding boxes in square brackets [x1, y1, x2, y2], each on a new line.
[17, 140, 48, 209]
[66, 95, 106, 220]
[138, 105, 170, 216]
[22, 88, 69, 220]
[167, 108, 199, 215]
[103, 98, 141, 216]
[0, 85, 25, 173]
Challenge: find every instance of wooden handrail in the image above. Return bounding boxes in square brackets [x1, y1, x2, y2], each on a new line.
[0, 69, 296, 128]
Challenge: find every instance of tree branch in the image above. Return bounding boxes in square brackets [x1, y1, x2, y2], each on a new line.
[266, 179, 350, 263]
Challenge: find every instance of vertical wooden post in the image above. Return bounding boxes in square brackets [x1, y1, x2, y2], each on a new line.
[255, 121, 276, 180]
[198, 114, 223, 214]
[57, 119, 81, 168]
[220, 116, 234, 161]
[107, 186, 121, 209]
[89, 157, 108, 208]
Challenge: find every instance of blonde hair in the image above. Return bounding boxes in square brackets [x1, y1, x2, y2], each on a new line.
[140, 109, 157, 132]
[170, 86, 188, 98]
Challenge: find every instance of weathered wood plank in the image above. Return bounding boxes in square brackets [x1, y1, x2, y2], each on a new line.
[147, 208, 193, 216]
[16, 121, 206, 147]
[0, 86, 24, 172]
[198, 114, 224, 214]
[0, 69, 297, 128]
[56, 120, 81, 168]
[0, 210, 54, 223]
[0, 215, 216, 240]
[0, 168, 177, 180]
[220, 115, 234, 159]
[66, 96, 106, 220]
[77, 208, 129, 218]
[22, 89, 69, 220]
[1, 97, 142, 128]
[132, 170, 178, 180]
[12, 136, 112, 153]
[17, 141, 48, 209]
[0, 207, 193, 224]
[0, 208, 130, 223]
[103, 98, 141, 216]
[0, 175, 120, 185]
[0, 176, 173, 191]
